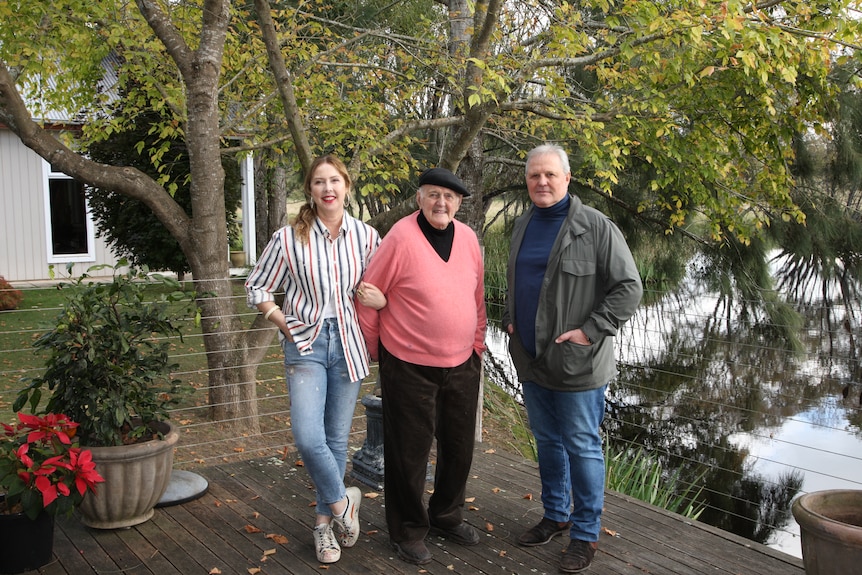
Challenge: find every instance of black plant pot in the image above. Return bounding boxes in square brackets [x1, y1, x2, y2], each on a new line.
[0, 505, 54, 574]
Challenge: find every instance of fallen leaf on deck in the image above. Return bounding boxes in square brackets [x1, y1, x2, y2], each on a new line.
[523, 493, 533, 500]
[214, 501, 222, 507]
[485, 521, 494, 532]
[295, 459, 304, 467]
[266, 533, 289, 545]
[234, 447, 245, 453]
[498, 550, 507, 557]
[253, 511, 260, 518]
[484, 448, 496, 454]
[209, 569, 222, 574]
[491, 487, 502, 493]
[247, 568, 261, 574]
[244, 525, 262, 533]
[263, 549, 276, 556]
[465, 497, 475, 503]
[468, 505, 479, 511]
[602, 527, 618, 537]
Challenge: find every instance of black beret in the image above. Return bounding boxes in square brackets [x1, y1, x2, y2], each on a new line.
[418, 167, 470, 197]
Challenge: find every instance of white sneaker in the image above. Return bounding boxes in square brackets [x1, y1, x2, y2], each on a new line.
[331, 486, 361, 547]
[313, 523, 341, 563]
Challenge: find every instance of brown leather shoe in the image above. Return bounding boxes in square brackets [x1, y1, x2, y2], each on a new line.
[560, 539, 597, 573]
[517, 517, 571, 546]
[391, 539, 432, 565]
[429, 521, 481, 545]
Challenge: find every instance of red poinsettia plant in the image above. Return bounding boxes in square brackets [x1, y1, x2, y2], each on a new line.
[1, 413, 104, 520]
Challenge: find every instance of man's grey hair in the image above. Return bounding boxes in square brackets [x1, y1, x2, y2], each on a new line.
[525, 144, 570, 176]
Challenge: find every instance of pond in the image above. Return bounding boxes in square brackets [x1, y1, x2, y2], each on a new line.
[483, 264, 862, 559]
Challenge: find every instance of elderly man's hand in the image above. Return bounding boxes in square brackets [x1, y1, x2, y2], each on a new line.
[356, 281, 386, 310]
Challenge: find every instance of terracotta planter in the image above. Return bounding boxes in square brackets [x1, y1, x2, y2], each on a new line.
[78, 421, 179, 529]
[229, 250, 246, 267]
[0, 506, 54, 573]
[792, 489, 862, 575]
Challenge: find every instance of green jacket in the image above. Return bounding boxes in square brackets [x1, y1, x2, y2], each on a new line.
[503, 195, 643, 391]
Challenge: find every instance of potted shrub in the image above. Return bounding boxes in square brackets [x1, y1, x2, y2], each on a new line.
[14, 262, 195, 529]
[1, 413, 103, 573]
[229, 224, 246, 267]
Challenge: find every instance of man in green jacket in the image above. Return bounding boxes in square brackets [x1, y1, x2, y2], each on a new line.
[502, 144, 642, 573]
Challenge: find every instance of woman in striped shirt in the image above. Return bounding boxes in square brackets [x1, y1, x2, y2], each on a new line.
[245, 155, 384, 564]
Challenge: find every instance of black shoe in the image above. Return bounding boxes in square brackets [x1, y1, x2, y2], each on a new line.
[392, 539, 432, 565]
[560, 539, 597, 573]
[517, 517, 571, 546]
[429, 521, 481, 545]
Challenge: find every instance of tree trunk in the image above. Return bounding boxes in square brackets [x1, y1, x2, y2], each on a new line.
[254, 149, 288, 257]
[457, 138, 487, 237]
[138, 0, 261, 435]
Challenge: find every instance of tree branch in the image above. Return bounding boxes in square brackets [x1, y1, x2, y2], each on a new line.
[0, 60, 193, 246]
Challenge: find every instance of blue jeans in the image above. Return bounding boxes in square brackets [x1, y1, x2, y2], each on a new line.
[521, 380, 607, 542]
[283, 319, 361, 517]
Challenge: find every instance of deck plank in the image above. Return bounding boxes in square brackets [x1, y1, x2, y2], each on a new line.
[19, 447, 803, 575]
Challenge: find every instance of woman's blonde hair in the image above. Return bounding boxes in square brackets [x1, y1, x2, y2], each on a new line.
[292, 155, 352, 243]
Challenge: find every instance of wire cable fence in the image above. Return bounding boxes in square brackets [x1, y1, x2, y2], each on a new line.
[2, 272, 861, 557]
[483, 272, 862, 557]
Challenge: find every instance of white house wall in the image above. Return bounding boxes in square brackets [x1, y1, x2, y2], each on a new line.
[0, 129, 119, 283]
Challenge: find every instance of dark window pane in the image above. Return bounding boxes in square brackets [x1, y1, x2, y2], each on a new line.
[49, 179, 89, 255]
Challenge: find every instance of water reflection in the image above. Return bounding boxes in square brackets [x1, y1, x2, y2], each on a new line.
[483, 269, 862, 559]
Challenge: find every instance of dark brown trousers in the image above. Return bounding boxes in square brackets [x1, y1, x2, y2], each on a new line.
[379, 345, 481, 544]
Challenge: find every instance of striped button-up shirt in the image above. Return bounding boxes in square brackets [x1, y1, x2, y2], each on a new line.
[245, 215, 380, 382]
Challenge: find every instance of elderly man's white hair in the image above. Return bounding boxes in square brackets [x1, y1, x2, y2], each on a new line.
[525, 144, 571, 176]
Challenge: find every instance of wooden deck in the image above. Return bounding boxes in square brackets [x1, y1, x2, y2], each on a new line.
[25, 448, 804, 575]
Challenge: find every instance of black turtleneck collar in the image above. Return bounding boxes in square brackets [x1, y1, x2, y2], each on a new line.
[417, 211, 454, 262]
[534, 194, 571, 218]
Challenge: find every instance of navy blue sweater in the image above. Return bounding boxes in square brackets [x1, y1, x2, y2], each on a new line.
[514, 195, 570, 357]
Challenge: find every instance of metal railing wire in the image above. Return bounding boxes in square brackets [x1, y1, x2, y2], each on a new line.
[2, 272, 861, 558]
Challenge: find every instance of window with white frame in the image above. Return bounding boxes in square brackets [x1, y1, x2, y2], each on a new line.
[43, 163, 95, 262]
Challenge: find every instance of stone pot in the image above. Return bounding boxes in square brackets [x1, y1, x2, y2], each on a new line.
[791, 489, 862, 575]
[78, 421, 179, 529]
[0, 501, 54, 574]
[229, 250, 246, 267]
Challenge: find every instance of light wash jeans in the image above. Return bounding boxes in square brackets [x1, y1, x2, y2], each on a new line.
[283, 318, 361, 517]
[521, 380, 608, 542]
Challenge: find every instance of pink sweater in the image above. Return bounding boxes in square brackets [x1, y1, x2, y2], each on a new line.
[357, 212, 487, 368]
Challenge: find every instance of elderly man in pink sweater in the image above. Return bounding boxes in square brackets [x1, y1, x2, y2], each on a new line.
[356, 167, 487, 565]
